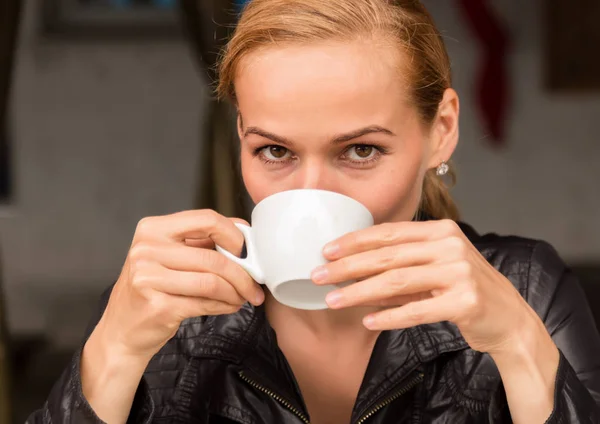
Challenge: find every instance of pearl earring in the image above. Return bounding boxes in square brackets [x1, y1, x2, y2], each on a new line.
[436, 161, 449, 176]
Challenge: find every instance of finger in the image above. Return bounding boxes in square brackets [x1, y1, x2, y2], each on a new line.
[361, 292, 433, 307]
[313, 241, 439, 285]
[325, 265, 446, 309]
[314, 235, 471, 285]
[131, 243, 263, 305]
[183, 218, 249, 249]
[363, 294, 461, 330]
[138, 265, 246, 306]
[323, 219, 462, 260]
[230, 217, 250, 226]
[135, 210, 247, 256]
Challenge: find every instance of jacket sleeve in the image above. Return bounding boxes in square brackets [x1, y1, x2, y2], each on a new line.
[25, 285, 155, 424]
[529, 242, 600, 423]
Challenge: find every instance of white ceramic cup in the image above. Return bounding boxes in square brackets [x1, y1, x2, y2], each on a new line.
[215, 189, 374, 310]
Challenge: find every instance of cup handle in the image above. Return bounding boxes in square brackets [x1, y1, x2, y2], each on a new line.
[215, 223, 265, 285]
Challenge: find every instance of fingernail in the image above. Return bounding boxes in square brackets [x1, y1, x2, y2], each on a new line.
[311, 266, 329, 283]
[326, 291, 344, 308]
[323, 243, 340, 258]
[363, 315, 376, 329]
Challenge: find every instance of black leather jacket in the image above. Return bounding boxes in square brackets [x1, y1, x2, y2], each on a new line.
[27, 223, 600, 423]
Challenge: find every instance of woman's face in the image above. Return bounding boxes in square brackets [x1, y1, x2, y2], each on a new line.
[235, 40, 458, 224]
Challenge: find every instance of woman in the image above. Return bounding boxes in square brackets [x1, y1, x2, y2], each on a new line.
[28, 0, 600, 423]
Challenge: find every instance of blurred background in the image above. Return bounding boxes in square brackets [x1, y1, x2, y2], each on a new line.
[0, 0, 599, 422]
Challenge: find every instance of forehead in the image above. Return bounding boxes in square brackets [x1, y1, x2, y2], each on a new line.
[234, 41, 413, 133]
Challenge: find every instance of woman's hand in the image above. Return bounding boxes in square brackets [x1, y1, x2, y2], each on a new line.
[82, 210, 264, 423]
[98, 209, 265, 359]
[312, 219, 560, 423]
[311, 219, 542, 355]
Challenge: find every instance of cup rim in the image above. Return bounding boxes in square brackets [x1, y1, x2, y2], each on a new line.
[251, 189, 373, 221]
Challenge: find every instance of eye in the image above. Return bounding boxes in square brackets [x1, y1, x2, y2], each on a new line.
[261, 145, 291, 161]
[345, 145, 377, 160]
[349, 145, 375, 160]
[254, 144, 293, 165]
[339, 144, 388, 168]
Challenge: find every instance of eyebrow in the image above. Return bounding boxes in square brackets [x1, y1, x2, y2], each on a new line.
[243, 125, 395, 147]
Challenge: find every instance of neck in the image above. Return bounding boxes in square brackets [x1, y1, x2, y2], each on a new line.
[264, 291, 381, 344]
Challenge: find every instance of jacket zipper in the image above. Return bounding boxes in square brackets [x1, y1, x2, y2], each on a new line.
[238, 369, 424, 424]
[238, 370, 311, 424]
[355, 371, 425, 424]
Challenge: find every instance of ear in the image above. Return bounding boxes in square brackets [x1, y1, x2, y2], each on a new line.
[426, 88, 460, 169]
[237, 112, 244, 141]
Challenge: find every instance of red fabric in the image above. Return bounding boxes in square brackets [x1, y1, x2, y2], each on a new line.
[457, 0, 510, 146]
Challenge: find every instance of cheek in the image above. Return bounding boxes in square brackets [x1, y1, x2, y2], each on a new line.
[345, 164, 424, 224]
[240, 150, 282, 204]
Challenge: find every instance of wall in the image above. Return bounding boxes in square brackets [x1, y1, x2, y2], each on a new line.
[1, 0, 599, 346]
[0, 0, 206, 343]
[423, 0, 600, 262]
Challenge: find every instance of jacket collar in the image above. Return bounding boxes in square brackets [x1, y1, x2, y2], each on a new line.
[191, 300, 470, 420]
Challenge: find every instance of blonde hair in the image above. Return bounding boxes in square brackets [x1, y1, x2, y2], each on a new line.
[217, 0, 459, 220]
